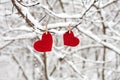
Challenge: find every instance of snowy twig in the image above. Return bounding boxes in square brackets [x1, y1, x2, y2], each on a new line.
[55, 46, 111, 64]
[45, 0, 53, 10]
[100, 0, 118, 8]
[72, 0, 97, 30]
[12, 55, 29, 80]
[43, 52, 49, 80]
[11, 0, 44, 31]
[18, 1, 82, 19]
[58, 0, 65, 12]
[107, 21, 120, 37]
[1, 26, 33, 35]
[65, 60, 89, 80]
[0, 40, 14, 50]
[76, 27, 120, 54]
[1, 32, 36, 41]
[39, 4, 82, 19]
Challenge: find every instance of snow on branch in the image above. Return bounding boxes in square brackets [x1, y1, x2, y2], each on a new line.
[77, 27, 120, 54]
[39, 4, 82, 19]
[54, 44, 111, 64]
[100, 0, 119, 8]
[17, 0, 97, 19]
[65, 60, 89, 80]
[19, 2, 82, 19]
[11, 0, 43, 31]
[39, 0, 97, 19]
[1, 32, 36, 41]
[107, 21, 120, 37]
[1, 25, 33, 35]
[12, 54, 29, 80]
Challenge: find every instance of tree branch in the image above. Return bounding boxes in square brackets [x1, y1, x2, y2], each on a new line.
[12, 55, 29, 80]
[43, 52, 49, 80]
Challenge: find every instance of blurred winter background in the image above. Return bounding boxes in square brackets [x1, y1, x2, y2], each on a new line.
[0, 0, 120, 80]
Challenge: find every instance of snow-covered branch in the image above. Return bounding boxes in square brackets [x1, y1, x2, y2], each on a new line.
[77, 27, 120, 54]
[11, 0, 43, 31]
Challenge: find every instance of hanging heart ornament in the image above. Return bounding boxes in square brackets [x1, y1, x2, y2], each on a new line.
[63, 31, 80, 47]
[33, 32, 53, 52]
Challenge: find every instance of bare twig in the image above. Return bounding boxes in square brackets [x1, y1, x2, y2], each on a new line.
[71, 0, 97, 30]
[50, 60, 59, 76]
[39, 15, 46, 22]
[58, 0, 65, 12]
[50, 65, 57, 76]
[45, 0, 53, 10]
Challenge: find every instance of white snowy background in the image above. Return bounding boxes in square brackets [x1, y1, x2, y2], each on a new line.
[0, 0, 120, 80]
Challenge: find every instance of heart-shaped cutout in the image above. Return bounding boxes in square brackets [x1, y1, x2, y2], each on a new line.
[33, 32, 53, 52]
[63, 31, 80, 47]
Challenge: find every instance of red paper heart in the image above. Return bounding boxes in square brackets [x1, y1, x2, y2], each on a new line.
[33, 32, 53, 52]
[63, 31, 80, 47]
